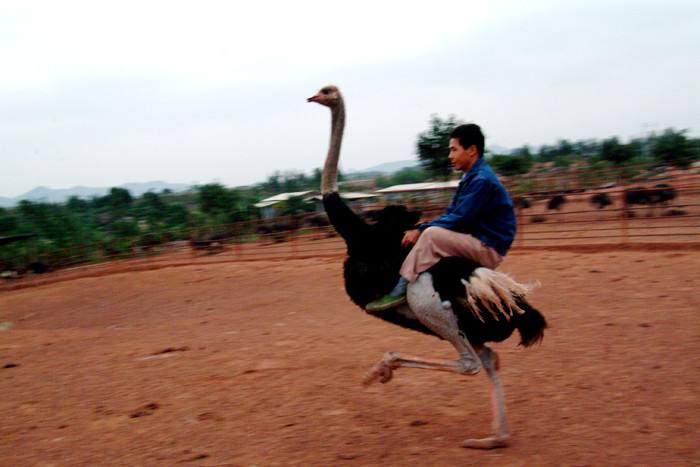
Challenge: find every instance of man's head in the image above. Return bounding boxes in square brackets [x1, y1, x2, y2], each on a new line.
[448, 124, 484, 172]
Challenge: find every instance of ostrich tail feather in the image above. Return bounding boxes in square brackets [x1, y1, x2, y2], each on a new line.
[459, 268, 546, 346]
[461, 268, 538, 322]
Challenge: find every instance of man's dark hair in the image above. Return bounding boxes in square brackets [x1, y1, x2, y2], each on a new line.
[450, 124, 485, 158]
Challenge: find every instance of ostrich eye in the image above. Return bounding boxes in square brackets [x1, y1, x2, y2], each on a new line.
[321, 88, 331, 95]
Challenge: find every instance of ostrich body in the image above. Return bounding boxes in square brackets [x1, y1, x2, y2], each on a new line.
[591, 192, 613, 209]
[547, 194, 567, 210]
[625, 184, 677, 217]
[513, 195, 532, 210]
[308, 85, 546, 449]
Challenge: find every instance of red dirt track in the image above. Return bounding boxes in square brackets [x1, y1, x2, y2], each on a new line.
[1, 249, 699, 466]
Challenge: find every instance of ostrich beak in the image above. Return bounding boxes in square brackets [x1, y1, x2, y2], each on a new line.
[307, 93, 321, 103]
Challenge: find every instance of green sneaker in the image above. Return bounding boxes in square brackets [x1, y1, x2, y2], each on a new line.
[365, 294, 407, 312]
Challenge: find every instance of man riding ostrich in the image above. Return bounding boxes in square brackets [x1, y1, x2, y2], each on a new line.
[308, 85, 546, 449]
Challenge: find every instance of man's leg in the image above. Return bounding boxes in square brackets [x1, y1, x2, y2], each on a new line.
[364, 277, 409, 311]
[400, 227, 502, 282]
[366, 227, 502, 312]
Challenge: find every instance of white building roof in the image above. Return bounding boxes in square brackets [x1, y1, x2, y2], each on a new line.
[375, 180, 460, 193]
[253, 191, 318, 208]
[309, 192, 378, 201]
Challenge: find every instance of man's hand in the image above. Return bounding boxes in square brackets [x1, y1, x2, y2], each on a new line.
[402, 229, 421, 247]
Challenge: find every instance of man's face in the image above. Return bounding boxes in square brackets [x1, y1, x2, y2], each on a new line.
[448, 138, 478, 172]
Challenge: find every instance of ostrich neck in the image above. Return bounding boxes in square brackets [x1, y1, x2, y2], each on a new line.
[321, 101, 345, 194]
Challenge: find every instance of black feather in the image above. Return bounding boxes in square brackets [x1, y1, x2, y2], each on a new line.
[323, 192, 547, 345]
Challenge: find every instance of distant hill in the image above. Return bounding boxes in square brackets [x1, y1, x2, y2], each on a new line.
[0, 181, 192, 208]
[349, 159, 419, 175]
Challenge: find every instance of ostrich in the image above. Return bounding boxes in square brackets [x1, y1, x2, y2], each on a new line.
[649, 183, 677, 206]
[625, 184, 677, 217]
[513, 195, 532, 210]
[547, 194, 566, 210]
[590, 192, 613, 209]
[308, 85, 547, 449]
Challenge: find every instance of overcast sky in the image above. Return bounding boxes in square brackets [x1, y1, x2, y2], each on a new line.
[1, 0, 698, 197]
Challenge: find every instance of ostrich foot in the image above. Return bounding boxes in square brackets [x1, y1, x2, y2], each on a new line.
[462, 435, 510, 450]
[362, 352, 399, 386]
[362, 361, 394, 386]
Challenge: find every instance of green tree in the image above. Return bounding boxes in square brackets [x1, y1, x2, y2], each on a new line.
[283, 195, 314, 215]
[311, 168, 323, 189]
[554, 139, 573, 156]
[490, 154, 532, 176]
[15, 200, 95, 250]
[0, 207, 17, 235]
[66, 196, 89, 213]
[107, 187, 133, 214]
[537, 145, 557, 161]
[261, 167, 344, 195]
[489, 146, 534, 176]
[392, 167, 429, 185]
[262, 173, 282, 193]
[197, 184, 235, 217]
[553, 155, 572, 168]
[374, 167, 430, 188]
[282, 171, 310, 192]
[90, 188, 133, 222]
[651, 128, 698, 168]
[164, 203, 189, 228]
[570, 139, 599, 158]
[139, 191, 166, 225]
[227, 188, 259, 223]
[416, 114, 464, 178]
[600, 137, 639, 165]
[108, 219, 139, 238]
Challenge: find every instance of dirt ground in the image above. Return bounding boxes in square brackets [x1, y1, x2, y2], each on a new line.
[1, 248, 699, 466]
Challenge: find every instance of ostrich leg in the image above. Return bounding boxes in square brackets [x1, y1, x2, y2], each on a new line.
[364, 273, 483, 384]
[363, 344, 510, 450]
[362, 326, 482, 383]
[462, 345, 510, 449]
[363, 348, 479, 385]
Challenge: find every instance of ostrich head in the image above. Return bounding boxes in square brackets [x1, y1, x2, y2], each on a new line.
[308, 84, 345, 194]
[307, 85, 342, 108]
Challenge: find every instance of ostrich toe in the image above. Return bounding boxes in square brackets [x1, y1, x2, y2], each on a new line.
[462, 435, 510, 450]
[362, 360, 394, 386]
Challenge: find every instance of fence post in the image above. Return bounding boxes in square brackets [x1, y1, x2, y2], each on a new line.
[620, 188, 629, 245]
[516, 205, 525, 248]
[290, 219, 298, 258]
[234, 222, 244, 260]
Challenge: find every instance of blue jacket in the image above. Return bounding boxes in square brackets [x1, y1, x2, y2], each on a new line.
[419, 158, 516, 256]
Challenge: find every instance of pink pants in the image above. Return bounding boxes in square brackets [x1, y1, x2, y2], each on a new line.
[400, 226, 503, 282]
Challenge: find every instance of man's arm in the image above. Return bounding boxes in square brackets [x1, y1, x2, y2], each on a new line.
[401, 229, 421, 247]
[420, 178, 492, 232]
